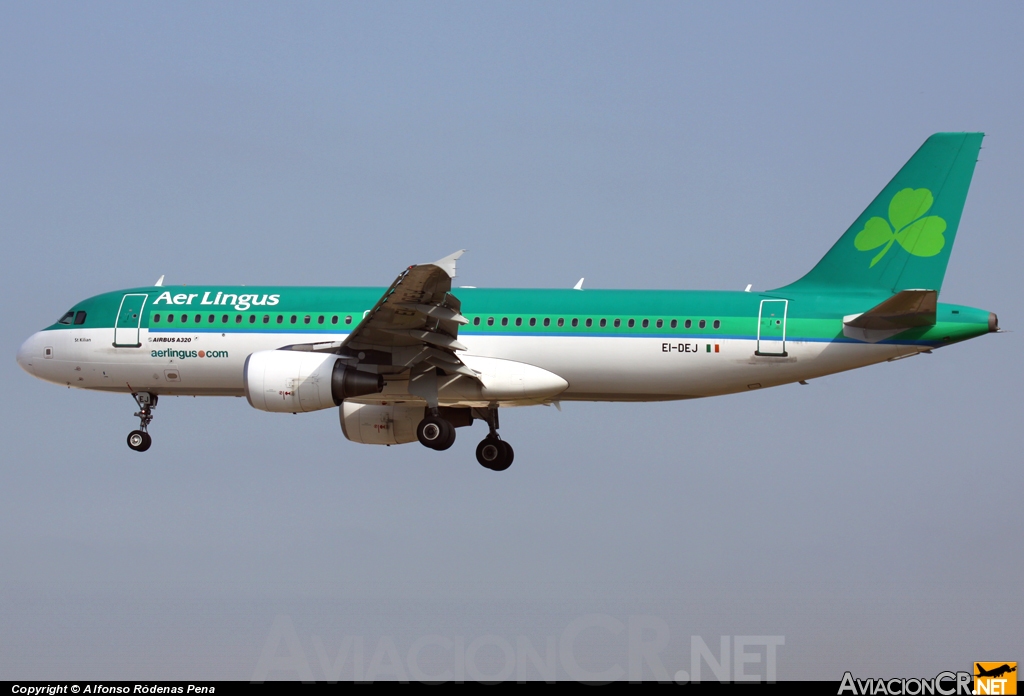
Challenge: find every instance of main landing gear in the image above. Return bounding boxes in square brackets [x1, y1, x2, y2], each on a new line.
[414, 406, 515, 471]
[476, 437, 513, 472]
[127, 392, 157, 452]
[475, 407, 514, 472]
[416, 411, 456, 451]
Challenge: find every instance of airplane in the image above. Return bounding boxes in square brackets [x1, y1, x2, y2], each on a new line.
[975, 664, 1016, 679]
[17, 133, 999, 471]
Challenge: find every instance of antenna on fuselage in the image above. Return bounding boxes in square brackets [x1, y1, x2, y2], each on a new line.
[573, 278, 584, 290]
[155, 275, 165, 287]
[744, 284, 752, 292]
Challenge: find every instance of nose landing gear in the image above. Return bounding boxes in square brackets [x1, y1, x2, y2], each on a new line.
[127, 430, 151, 452]
[127, 392, 157, 452]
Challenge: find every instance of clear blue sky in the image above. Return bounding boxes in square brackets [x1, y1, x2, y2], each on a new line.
[2, 1, 1021, 680]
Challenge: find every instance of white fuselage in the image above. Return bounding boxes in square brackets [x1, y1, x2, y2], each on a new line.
[17, 324, 921, 405]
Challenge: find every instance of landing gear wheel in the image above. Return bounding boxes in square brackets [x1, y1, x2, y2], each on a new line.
[476, 437, 502, 467]
[127, 430, 152, 452]
[476, 436, 513, 471]
[439, 421, 456, 450]
[417, 416, 454, 450]
[494, 440, 514, 471]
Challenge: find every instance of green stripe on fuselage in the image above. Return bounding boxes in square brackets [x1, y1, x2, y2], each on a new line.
[43, 286, 992, 348]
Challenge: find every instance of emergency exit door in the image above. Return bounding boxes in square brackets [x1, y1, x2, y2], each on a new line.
[756, 299, 788, 356]
[113, 294, 148, 347]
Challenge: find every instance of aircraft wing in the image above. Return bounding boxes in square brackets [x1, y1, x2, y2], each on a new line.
[283, 250, 480, 381]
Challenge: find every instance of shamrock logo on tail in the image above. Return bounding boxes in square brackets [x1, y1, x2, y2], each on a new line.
[854, 188, 947, 267]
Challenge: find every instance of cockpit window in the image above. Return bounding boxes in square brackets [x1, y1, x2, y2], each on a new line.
[57, 311, 75, 325]
[74, 311, 87, 325]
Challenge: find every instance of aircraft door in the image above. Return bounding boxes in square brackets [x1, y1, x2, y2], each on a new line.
[113, 293, 148, 347]
[756, 299, 788, 356]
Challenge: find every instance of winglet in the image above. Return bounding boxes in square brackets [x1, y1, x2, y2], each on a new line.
[154, 275, 164, 287]
[573, 278, 584, 290]
[429, 250, 466, 278]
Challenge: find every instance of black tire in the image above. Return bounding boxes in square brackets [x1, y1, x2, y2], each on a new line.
[492, 440, 514, 471]
[476, 437, 503, 468]
[436, 420, 456, 451]
[417, 416, 451, 450]
[127, 430, 151, 452]
[476, 437, 512, 471]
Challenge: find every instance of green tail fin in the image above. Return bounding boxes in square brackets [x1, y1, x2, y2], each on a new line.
[776, 133, 983, 295]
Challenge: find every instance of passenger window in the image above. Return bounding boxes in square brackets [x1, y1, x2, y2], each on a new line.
[168, 314, 175, 323]
[208, 315, 215, 323]
[331, 316, 338, 325]
[614, 319, 621, 328]
[277, 315, 283, 324]
[345, 315, 352, 324]
[235, 315, 242, 324]
[263, 315, 269, 324]
[699, 319, 706, 329]
[713, 320, 721, 329]
[557, 318, 564, 327]
[628, 319, 635, 328]
[670, 319, 677, 329]
[641, 319, 649, 328]
[501, 317, 508, 326]
[58, 311, 75, 325]
[600, 319, 607, 328]
[515, 317, 522, 327]
[543, 318, 551, 327]
[290, 315, 297, 324]
[656, 319, 663, 328]
[195, 314, 201, 323]
[180, 314, 188, 323]
[585, 318, 592, 328]
[684, 319, 692, 329]
[304, 315, 311, 324]
[222, 315, 228, 323]
[249, 315, 256, 324]
[318, 316, 324, 325]
[487, 317, 494, 326]
[529, 318, 536, 327]
[473, 317, 480, 326]
[571, 318, 578, 327]
[154, 314, 161, 323]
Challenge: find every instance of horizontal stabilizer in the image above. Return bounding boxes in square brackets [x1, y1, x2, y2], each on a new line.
[844, 289, 937, 330]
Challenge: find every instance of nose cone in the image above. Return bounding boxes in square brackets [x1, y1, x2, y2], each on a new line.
[17, 334, 38, 376]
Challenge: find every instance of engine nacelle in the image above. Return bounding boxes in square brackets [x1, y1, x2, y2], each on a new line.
[244, 350, 383, 413]
[340, 401, 424, 445]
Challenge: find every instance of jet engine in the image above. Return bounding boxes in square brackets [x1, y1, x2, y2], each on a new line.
[339, 401, 423, 445]
[339, 403, 473, 445]
[244, 350, 383, 413]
